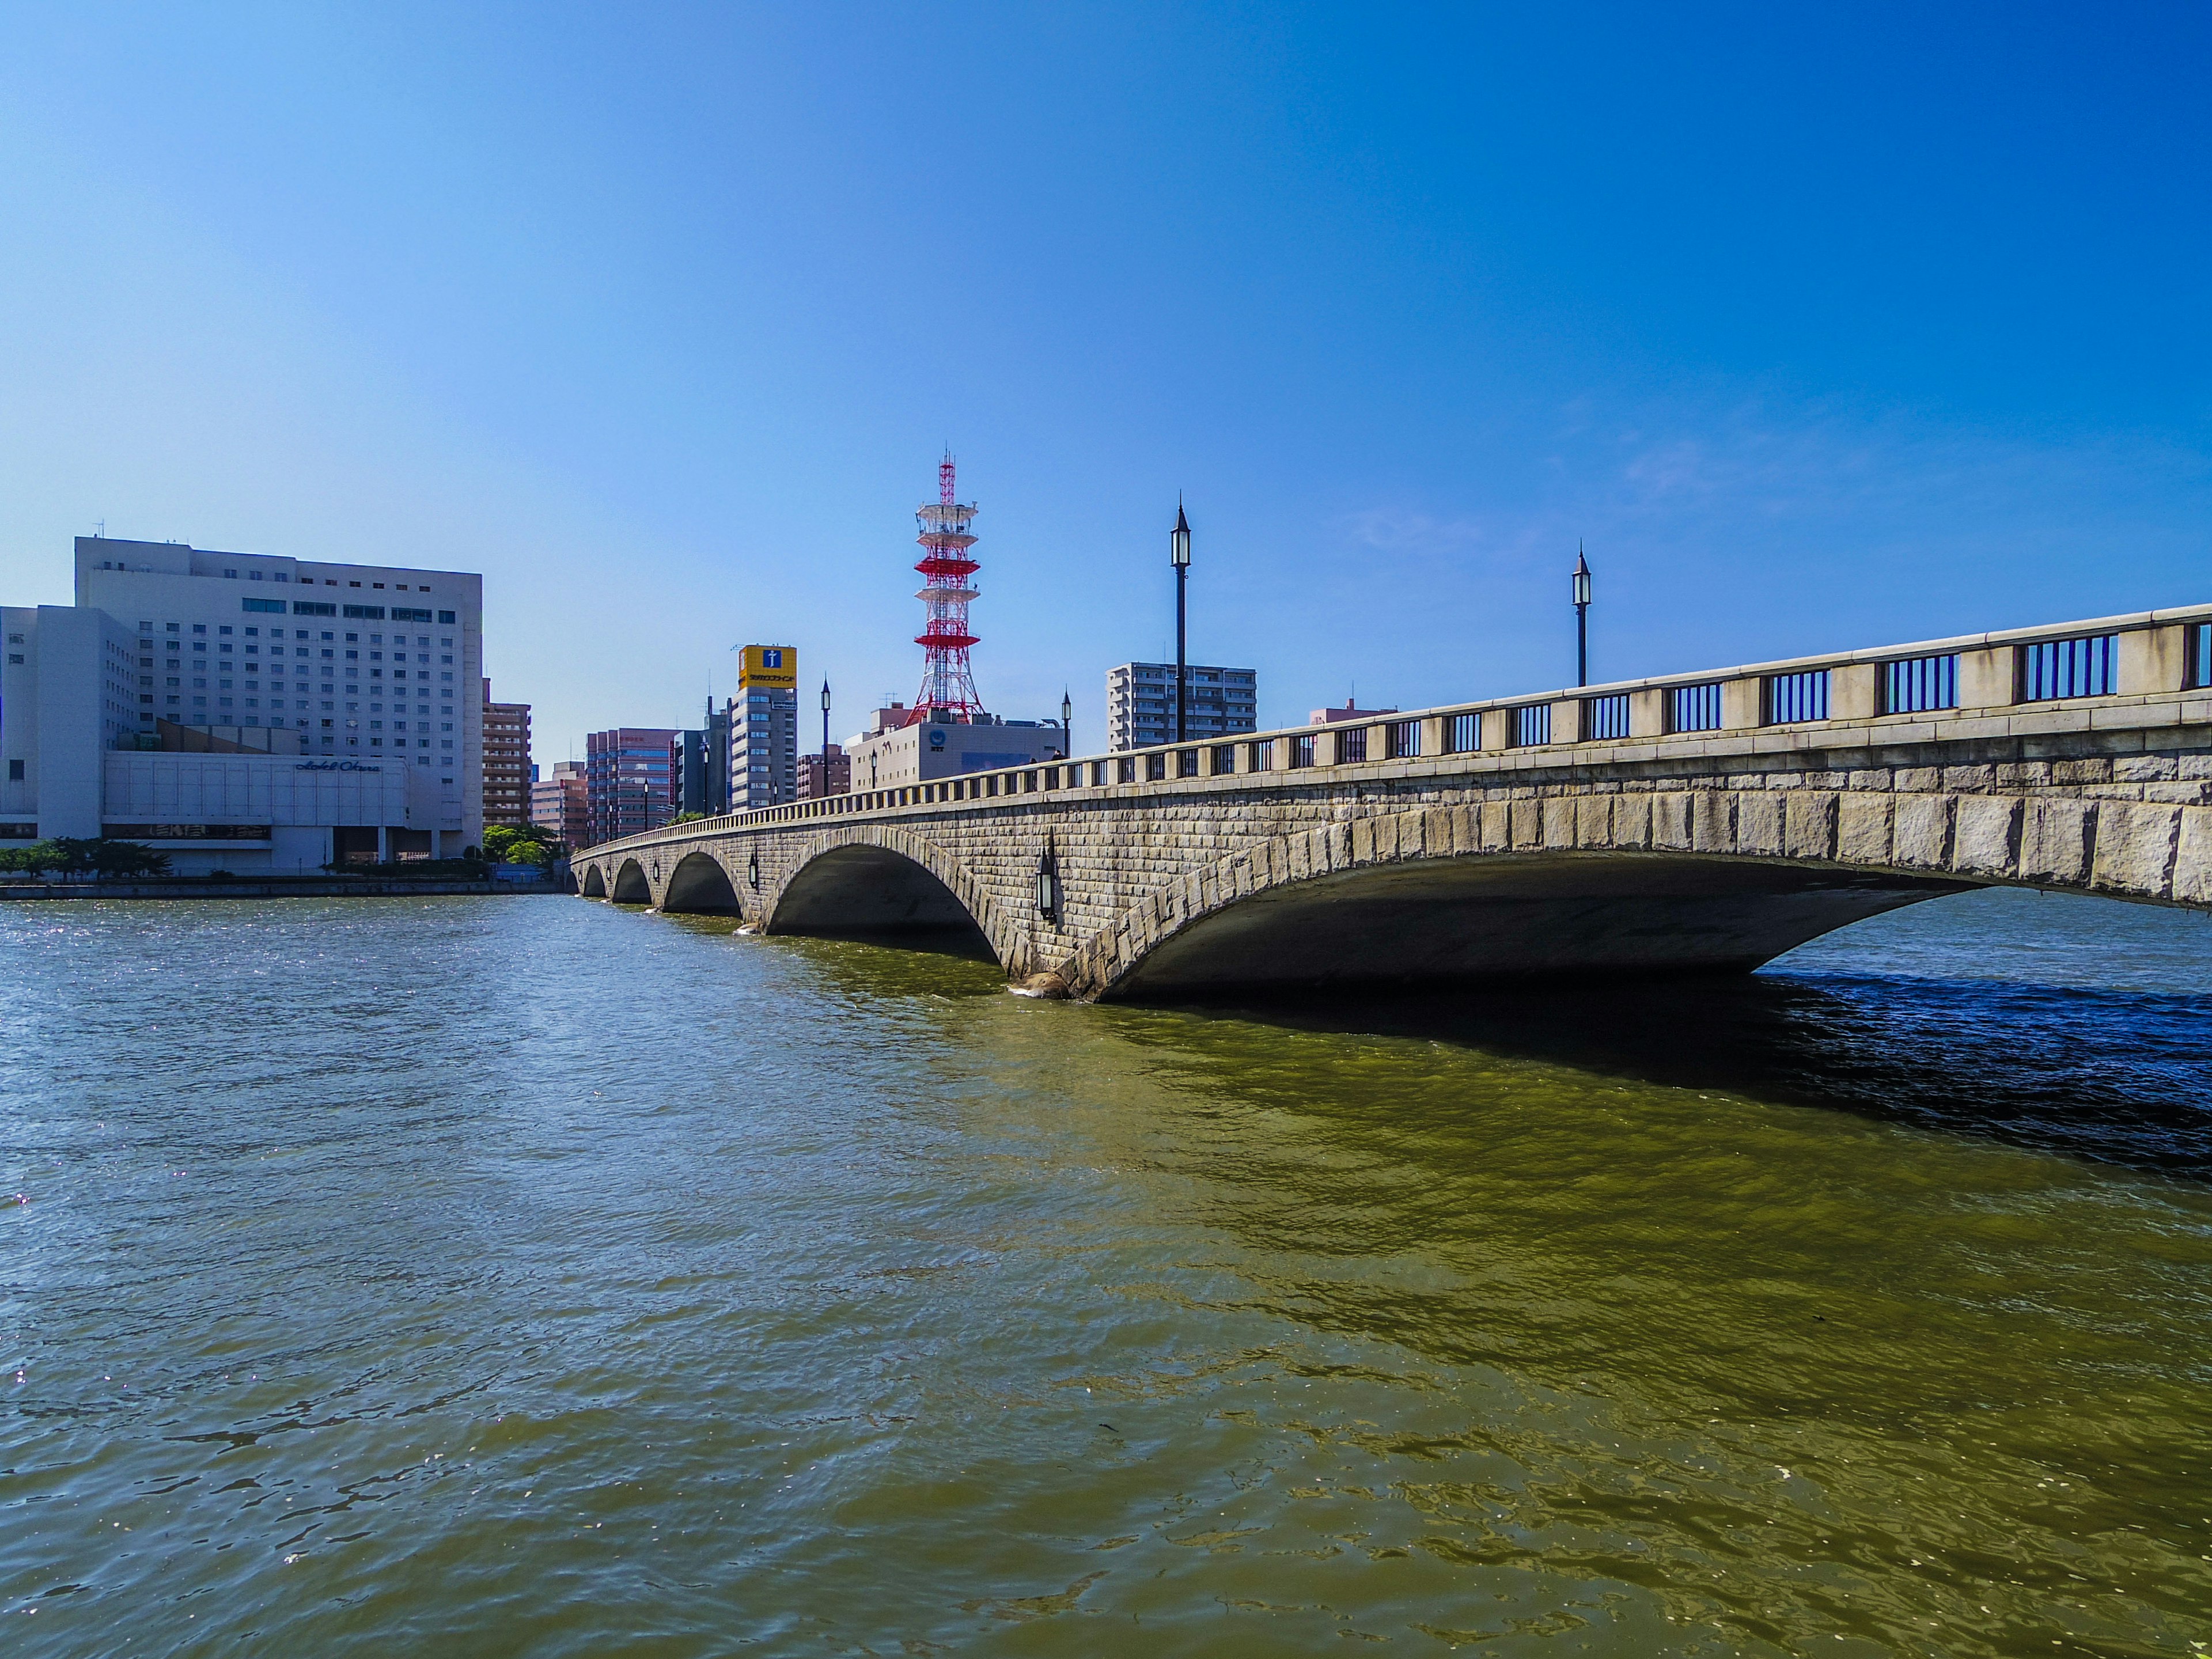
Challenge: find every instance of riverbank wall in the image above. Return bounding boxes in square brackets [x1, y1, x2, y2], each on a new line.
[0, 878, 566, 901]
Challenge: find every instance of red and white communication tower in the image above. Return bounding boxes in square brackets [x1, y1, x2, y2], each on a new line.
[912, 453, 984, 718]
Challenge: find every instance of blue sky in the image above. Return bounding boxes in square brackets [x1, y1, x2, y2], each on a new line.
[1, 2, 2205, 758]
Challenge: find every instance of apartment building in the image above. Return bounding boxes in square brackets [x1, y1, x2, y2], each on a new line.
[1106, 662, 1258, 750]
[482, 681, 532, 827]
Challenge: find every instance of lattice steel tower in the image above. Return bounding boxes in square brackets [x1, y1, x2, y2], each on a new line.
[912, 453, 984, 717]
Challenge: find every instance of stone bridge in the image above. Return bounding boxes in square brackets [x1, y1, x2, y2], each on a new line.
[572, 605, 2212, 1000]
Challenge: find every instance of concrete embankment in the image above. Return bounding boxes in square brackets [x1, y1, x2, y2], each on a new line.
[0, 878, 566, 901]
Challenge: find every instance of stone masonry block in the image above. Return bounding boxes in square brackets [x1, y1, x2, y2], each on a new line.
[1891, 794, 1953, 870]
[1575, 794, 1611, 849]
[1540, 797, 1576, 849]
[2113, 755, 2181, 783]
[1652, 793, 1694, 851]
[1612, 793, 1653, 849]
[1510, 800, 1543, 850]
[1737, 793, 1784, 855]
[2018, 799, 2095, 887]
[2173, 807, 2212, 905]
[2090, 801, 2181, 898]
[1783, 792, 1838, 861]
[1950, 794, 2022, 878]
[1479, 801, 1509, 851]
[1691, 791, 1733, 854]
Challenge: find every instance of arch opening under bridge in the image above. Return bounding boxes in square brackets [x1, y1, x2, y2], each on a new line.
[767, 841, 995, 955]
[1092, 847, 1978, 1002]
[660, 850, 743, 915]
[610, 858, 652, 904]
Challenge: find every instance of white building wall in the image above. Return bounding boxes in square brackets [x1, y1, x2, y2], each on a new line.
[844, 718, 1066, 791]
[74, 536, 484, 854]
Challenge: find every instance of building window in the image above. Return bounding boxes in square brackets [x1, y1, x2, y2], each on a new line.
[7, 760, 21, 781]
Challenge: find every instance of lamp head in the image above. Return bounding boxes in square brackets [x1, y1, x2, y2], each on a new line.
[1171, 501, 1191, 569]
[1572, 547, 1592, 608]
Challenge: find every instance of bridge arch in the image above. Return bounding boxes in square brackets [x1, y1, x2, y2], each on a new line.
[579, 863, 607, 898]
[609, 858, 652, 905]
[764, 825, 1010, 961]
[661, 850, 743, 915]
[1061, 790, 2188, 1001]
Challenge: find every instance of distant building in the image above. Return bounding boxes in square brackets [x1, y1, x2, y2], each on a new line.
[797, 743, 850, 800]
[531, 759, 587, 849]
[728, 645, 798, 808]
[844, 704, 1065, 792]
[1309, 699, 1397, 725]
[585, 727, 678, 845]
[482, 680, 532, 827]
[1107, 662, 1257, 750]
[2, 537, 482, 872]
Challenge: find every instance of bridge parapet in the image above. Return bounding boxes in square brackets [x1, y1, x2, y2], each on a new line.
[573, 605, 2212, 998]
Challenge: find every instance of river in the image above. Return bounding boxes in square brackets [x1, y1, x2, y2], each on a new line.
[3, 887, 2209, 1655]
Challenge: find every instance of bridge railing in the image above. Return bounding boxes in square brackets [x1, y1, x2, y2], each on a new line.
[581, 605, 2212, 859]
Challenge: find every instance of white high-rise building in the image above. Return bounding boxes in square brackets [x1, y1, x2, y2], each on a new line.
[0, 537, 483, 870]
[1106, 662, 1258, 751]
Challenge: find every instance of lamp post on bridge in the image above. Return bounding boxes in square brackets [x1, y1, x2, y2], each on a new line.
[820, 678, 831, 760]
[1171, 500, 1191, 744]
[1573, 546, 1593, 688]
[1061, 688, 1072, 760]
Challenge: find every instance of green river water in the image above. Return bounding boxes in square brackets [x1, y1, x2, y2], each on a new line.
[2, 888, 2209, 1656]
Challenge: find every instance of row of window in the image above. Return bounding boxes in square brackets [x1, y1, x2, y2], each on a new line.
[239, 597, 456, 623]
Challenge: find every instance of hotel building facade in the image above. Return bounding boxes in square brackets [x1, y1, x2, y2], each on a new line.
[2, 537, 483, 870]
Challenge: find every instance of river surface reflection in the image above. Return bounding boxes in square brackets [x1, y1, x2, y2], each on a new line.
[2, 887, 2208, 1655]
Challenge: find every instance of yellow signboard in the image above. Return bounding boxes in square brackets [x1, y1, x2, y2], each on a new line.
[738, 645, 797, 689]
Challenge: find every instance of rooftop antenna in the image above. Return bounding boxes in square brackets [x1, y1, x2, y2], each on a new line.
[94, 519, 105, 538]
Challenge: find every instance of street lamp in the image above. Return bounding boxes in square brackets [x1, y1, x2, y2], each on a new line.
[820, 678, 831, 758]
[1061, 688, 1072, 760]
[1037, 844, 1058, 925]
[1171, 500, 1191, 743]
[1572, 545, 1593, 687]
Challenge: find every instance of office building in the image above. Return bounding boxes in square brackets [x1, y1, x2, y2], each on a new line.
[796, 743, 850, 800]
[531, 760, 588, 848]
[482, 681, 532, 827]
[2, 537, 482, 870]
[585, 728, 677, 846]
[728, 645, 799, 808]
[843, 703, 1066, 792]
[1107, 662, 1257, 750]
